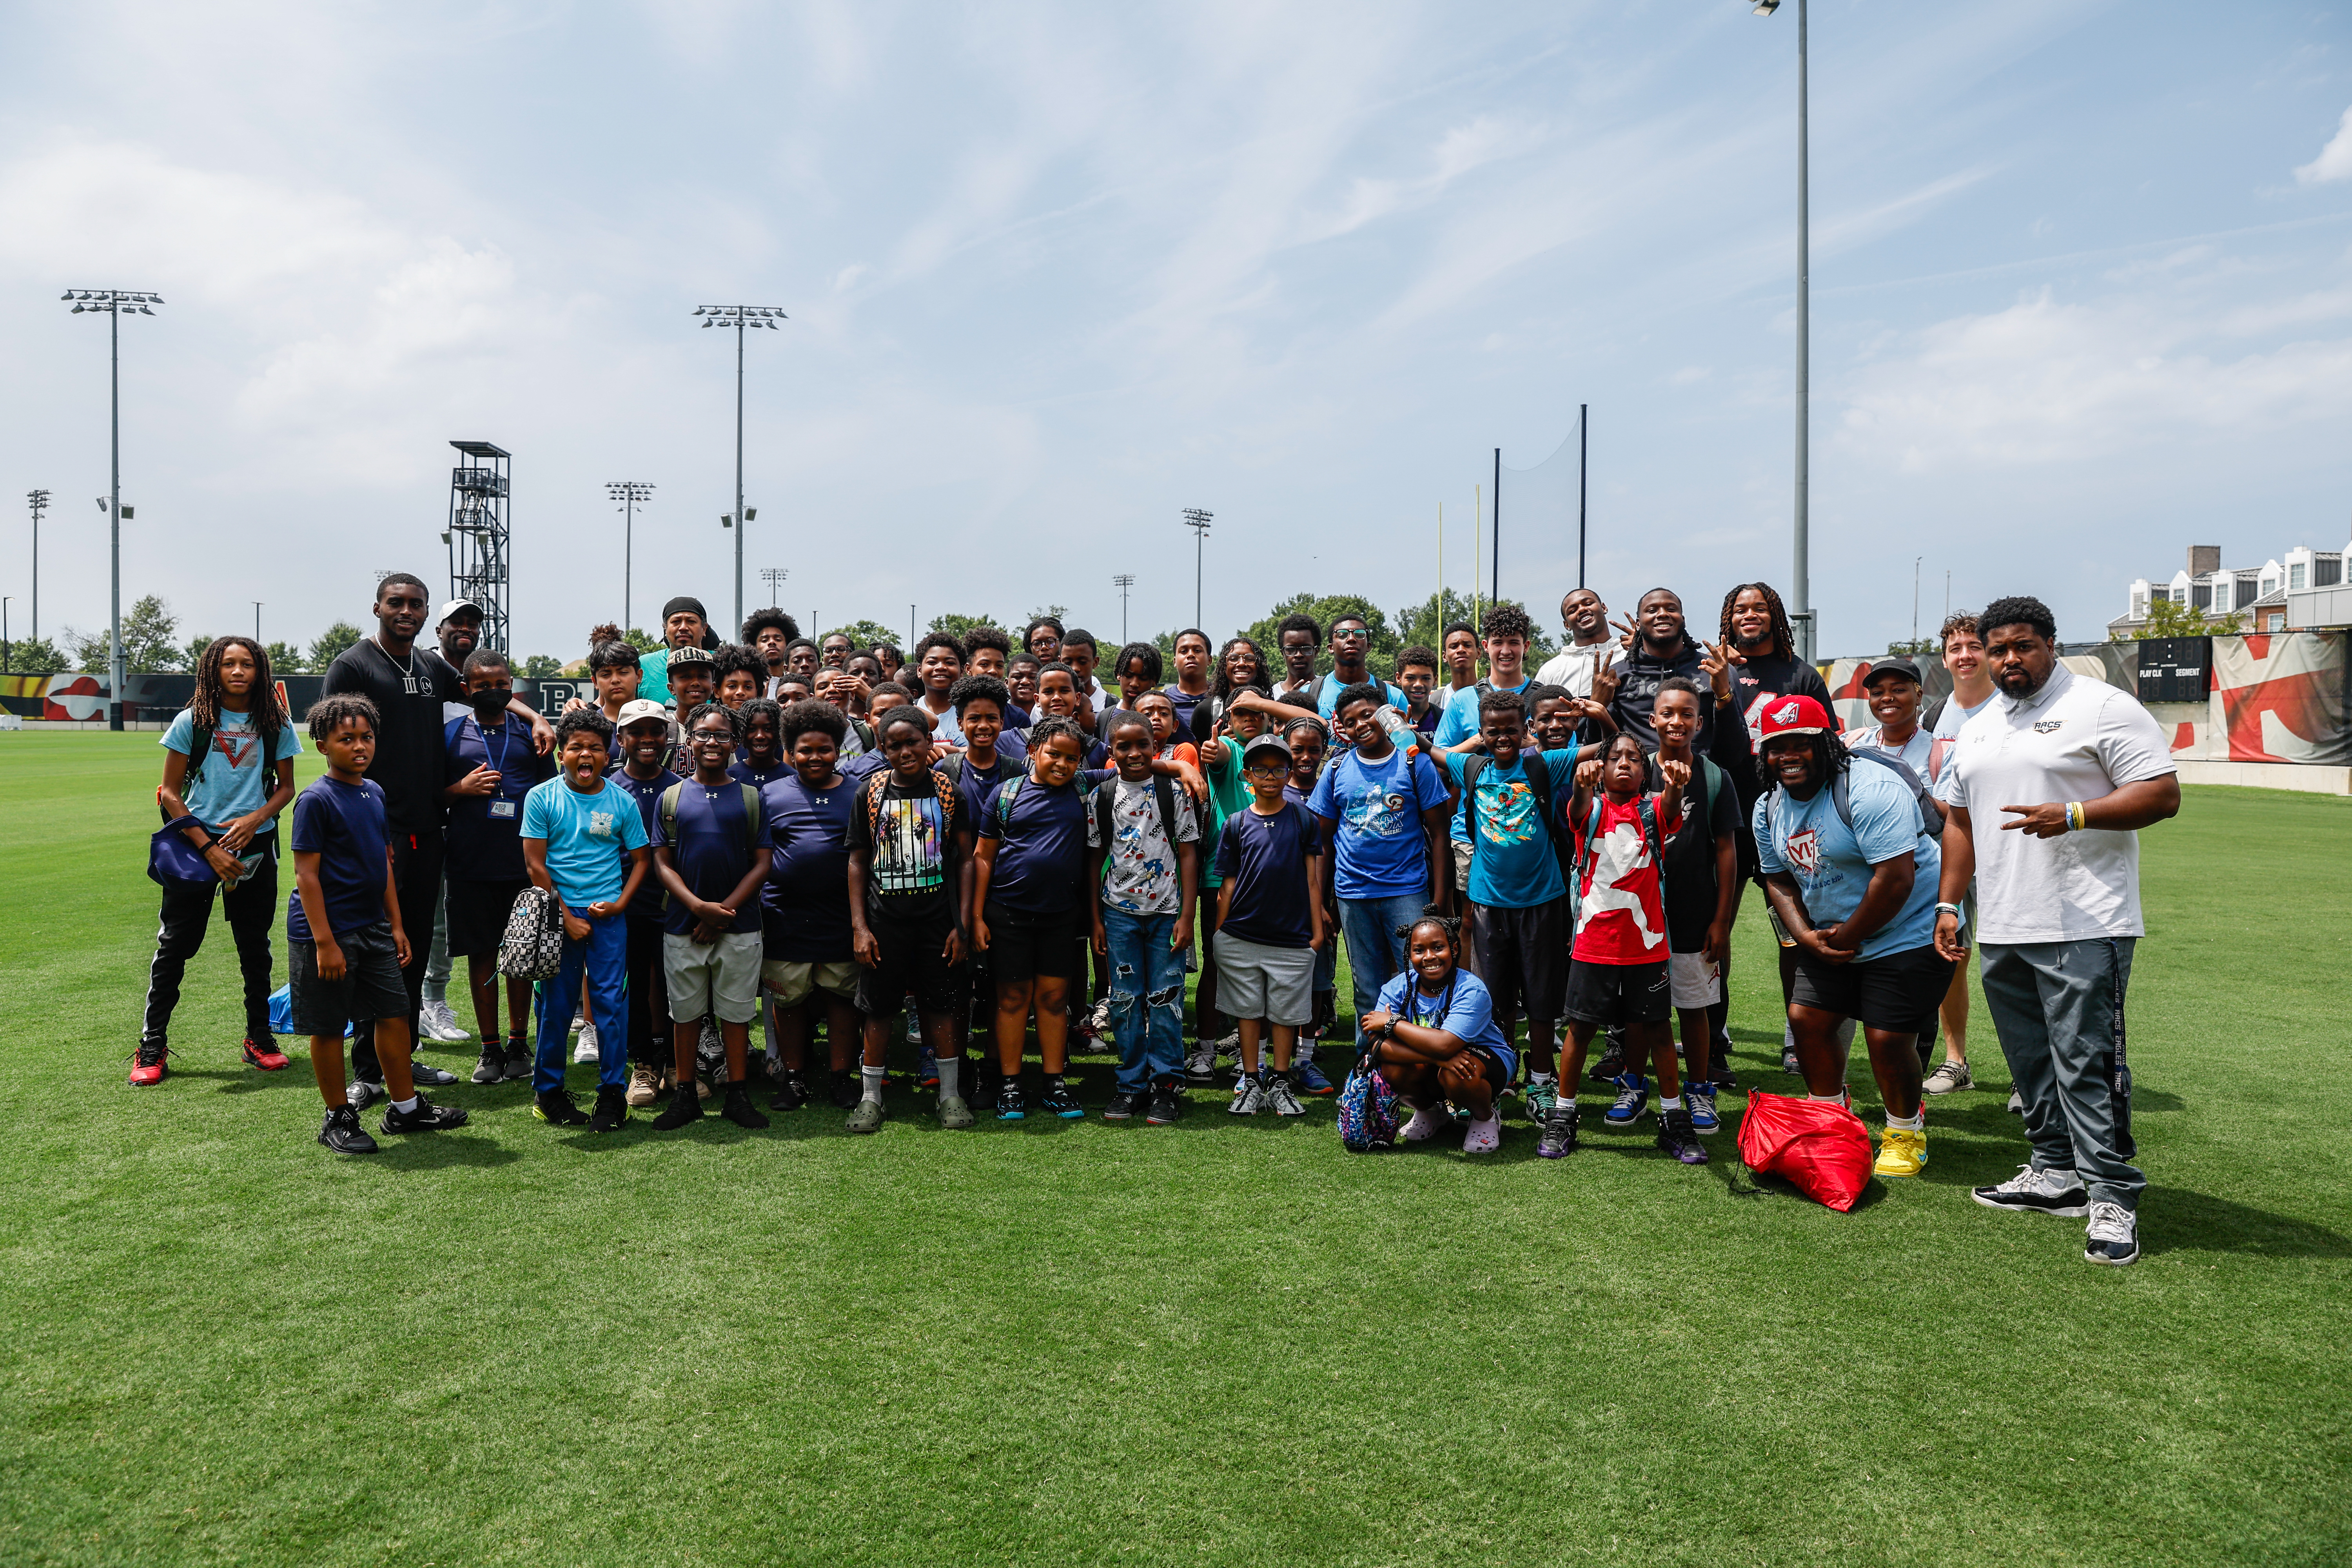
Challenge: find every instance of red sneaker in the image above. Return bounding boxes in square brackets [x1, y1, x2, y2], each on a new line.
[128, 1042, 170, 1087]
[243, 1038, 291, 1071]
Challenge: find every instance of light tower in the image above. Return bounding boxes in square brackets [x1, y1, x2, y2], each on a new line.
[25, 490, 48, 641]
[63, 289, 163, 729]
[694, 305, 786, 634]
[1752, 0, 1813, 659]
[759, 568, 789, 615]
[607, 481, 653, 630]
[1112, 574, 1136, 643]
[446, 442, 512, 652]
[1181, 509, 1213, 633]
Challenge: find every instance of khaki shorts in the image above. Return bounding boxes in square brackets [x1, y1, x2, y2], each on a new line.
[762, 958, 860, 1009]
[664, 930, 764, 1025]
[1451, 841, 1473, 898]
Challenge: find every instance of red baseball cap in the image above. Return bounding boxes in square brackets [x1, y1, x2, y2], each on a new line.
[1755, 693, 1833, 739]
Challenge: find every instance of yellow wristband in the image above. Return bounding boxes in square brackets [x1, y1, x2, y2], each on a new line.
[2065, 801, 2085, 832]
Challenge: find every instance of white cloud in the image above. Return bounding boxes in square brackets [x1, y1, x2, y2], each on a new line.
[2294, 105, 2352, 185]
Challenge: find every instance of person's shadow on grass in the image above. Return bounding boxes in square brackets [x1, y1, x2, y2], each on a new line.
[2139, 1187, 2352, 1260]
[370, 1133, 523, 1171]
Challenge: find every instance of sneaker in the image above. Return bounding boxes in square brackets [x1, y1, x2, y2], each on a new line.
[2083, 1201, 2141, 1266]
[1146, 1081, 1183, 1124]
[242, 1038, 290, 1071]
[1523, 1079, 1559, 1124]
[347, 1078, 384, 1111]
[1292, 1058, 1336, 1097]
[1039, 1079, 1084, 1120]
[936, 1094, 975, 1130]
[1266, 1073, 1306, 1117]
[407, 1060, 461, 1088]
[381, 1094, 470, 1134]
[1589, 1040, 1624, 1082]
[1924, 1061, 1973, 1095]
[1399, 1103, 1452, 1142]
[1655, 1107, 1708, 1165]
[904, 1008, 923, 1045]
[128, 1042, 170, 1087]
[829, 1069, 860, 1110]
[1781, 1046, 1802, 1075]
[1604, 1073, 1648, 1126]
[996, 1080, 1027, 1121]
[1536, 1101, 1581, 1158]
[1212, 1030, 1241, 1063]
[1229, 1075, 1268, 1116]
[1087, 998, 1114, 1040]
[1461, 1112, 1502, 1154]
[1972, 1164, 2090, 1217]
[1686, 1082, 1720, 1134]
[2007, 1088, 2025, 1114]
[533, 1088, 588, 1126]
[769, 1072, 810, 1112]
[916, 1046, 939, 1088]
[720, 1083, 771, 1129]
[1103, 1089, 1143, 1120]
[1185, 1041, 1218, 1085]
[418, 999, 472, 1044]
[1874, 1125, 1928, 1178]
[695, 1072, 715, 1102]
[573, 1021, 599, 1063]
[318, 1104, 377, 1154]
[625, 1062, 661, 1107]
[588, 1085, 630, 1133]
[652, 1089, 704, 1130]
[471, 1049, 505, 1084]
[504, 1040, 532, 1081]
[698, 1018, 724, 1075]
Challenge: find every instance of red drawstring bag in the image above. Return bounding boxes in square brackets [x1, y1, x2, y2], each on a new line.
[1737, 1091, 1874, 1212]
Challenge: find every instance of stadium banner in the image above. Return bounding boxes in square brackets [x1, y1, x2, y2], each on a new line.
[2209, 632, 2350, 765]
[1, 673, 582, 722]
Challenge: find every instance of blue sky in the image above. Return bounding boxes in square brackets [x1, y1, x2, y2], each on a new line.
[3, 0, 2349, 662]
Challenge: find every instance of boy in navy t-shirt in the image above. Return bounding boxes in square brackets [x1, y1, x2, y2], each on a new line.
[289, 695, 469, 1154]
[608, 700, 681, 1100]
[761, 699, 862, 1112]
[440, 648, 555, 1085]
[1213, 734, 1327, 1116]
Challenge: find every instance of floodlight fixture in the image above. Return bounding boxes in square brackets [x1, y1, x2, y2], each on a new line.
[65, 287, 163, 728]
[693, 304, 788, 629]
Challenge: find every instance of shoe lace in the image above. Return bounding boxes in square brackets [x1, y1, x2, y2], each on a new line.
[134, 1041, 169, 1067]
[2086, 1201, 2133, 1242]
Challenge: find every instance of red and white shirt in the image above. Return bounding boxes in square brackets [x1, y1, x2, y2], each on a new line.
[1572, 793, 1680, 964]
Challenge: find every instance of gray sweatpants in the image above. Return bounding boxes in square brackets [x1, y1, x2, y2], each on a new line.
[423, 875, 452, 1005]
[1978, 938, 2143, 1210]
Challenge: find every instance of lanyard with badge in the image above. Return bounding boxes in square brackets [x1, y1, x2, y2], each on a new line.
[472, 716, 520, 818]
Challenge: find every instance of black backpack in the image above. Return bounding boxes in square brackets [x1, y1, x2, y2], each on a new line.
[1766, 749, 1946, 846]
[1091, 773, 1180, 860]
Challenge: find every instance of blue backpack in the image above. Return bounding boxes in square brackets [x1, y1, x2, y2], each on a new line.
[1337, 1051, 1401, 1152]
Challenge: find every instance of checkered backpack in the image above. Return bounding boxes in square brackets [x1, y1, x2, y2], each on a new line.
[498, 886, 566, 981]
[1337, 1048, 1402, 1152]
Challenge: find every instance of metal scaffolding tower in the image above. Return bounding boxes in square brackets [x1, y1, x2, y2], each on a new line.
[445, 441, 512, 652]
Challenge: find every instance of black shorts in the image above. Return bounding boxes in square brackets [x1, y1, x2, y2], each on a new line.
[1462, 1043, 1513, 1096]
[1791, 941, 1955, 1034]
[1465, 896, 1569, 1023]
[984, 900, 1083, 984]
[1564, 957, 1671, 1027]
[289, 921, 408, 1036]
[445, 877, 530, 960]
[854, 908, 967, 1017]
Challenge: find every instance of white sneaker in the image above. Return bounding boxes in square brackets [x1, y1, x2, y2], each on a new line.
[1971, 1164, 2089, 1217]
[1400, 1105, 1455, 1143]
[1460, 1112, 1502, 1154]
[2083, 1201, 2141, 1266]
[573, 1021, 599, 1063]
[418, 999, 471, 1044]
[1228, 1074, 1268, 1115]
[1923, 1060, 1973, 1094]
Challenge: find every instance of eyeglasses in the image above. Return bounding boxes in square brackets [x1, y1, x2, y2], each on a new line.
[1244, 761, 1288, 777]
[1331, 628, 1369, 641]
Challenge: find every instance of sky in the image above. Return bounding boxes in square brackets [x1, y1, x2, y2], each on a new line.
[2, 0, 2349, 664]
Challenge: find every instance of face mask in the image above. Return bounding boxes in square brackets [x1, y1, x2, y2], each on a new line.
[470, 688, 511, 719]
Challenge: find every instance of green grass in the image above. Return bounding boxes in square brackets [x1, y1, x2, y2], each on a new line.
[1, 731, 2347, 1566]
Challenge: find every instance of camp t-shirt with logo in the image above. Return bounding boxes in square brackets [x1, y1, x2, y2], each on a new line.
[1937, 662, 2175, 943]
[1572, 793, 1680, 965]
[728, 756, 792, 789]
[653, 778, 773, 937]
[161, 708, 303, 834]
[977, 771, 1117, 916]
[1305, 744, 1450, 900]
[285, 775, 392, 941]
[1751, 759, 1942, 961]
[606, 767, 680, 921]
[521, 775, 651, 907]
[1087, 776, 1200, 917]
[1441, 745, 1580, 909]
[845, 774, 971, 926]
[761, 771, 857, 961]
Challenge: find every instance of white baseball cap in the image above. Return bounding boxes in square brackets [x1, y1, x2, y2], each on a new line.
[436, 597, 485, 626]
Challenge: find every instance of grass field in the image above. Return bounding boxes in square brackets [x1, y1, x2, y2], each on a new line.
[1, 731, 2347, 1567]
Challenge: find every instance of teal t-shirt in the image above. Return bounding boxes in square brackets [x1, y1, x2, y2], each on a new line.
[161, 708, 303, 833]
[1442, 744, 1580, 909]
[637, 648, 671, 705]
[1432, 679, 1534, 844]
[521, 776, 651, 906]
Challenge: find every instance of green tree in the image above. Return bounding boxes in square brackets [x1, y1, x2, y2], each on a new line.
[1884, 636, 1937, 657]
[1242, 592, 1398, 682]
[1024, 604, 1069, 629]
[619, 626, 662, 654]
[3, 635, 71, 675]
[826, 620, 903, 652]
[265, 640, 307, 674]
[927, 611, 1007, 642]
[2118, 599, 2243, 641]
[519, 654, 564, 680]
[182, 633, 218, 670]
[309, 620, 363, 670]
[65, 595, 184, 672]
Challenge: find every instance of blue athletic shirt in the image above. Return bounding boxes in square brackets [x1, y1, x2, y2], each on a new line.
[443, 714, 556, 883]
[607, 767, 679, 921]
[1374, 967, 1515, 1078]
[761, 771, 857, 961]
[978, 770, 1114, 915]
[285, 775, 390, 941]
[1442, 744, 1580, 909]
[162, 708, 302, 834]
[522, 775, 651, 907]
[728, 756, 792, 789]
[653, 777, 773, 936]
[1305, 744, 1450, 900]
[1752, 759, 1942, 961]
[1314, 673, 1409, 720]
[1212, 801, 1321, 949]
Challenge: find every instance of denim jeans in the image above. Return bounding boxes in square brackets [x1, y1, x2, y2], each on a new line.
[1102, 907, 1187, 1091]
[532, 907, 628, 1094]
[1339, 891, 1431, 1050]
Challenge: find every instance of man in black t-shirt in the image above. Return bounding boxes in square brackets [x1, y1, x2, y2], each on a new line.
[321, 572, 551, 1099]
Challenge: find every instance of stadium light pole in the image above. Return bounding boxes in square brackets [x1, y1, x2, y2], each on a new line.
[1112, 573, 1135, 643]
[694, 306, 786, 635]
[1752, 0, 1811, 661]
[606, 481, 654, 630]
[4, 598, 12, 674]
[759, 567, 788, 612]
[253, 602, 263, 643]
[65, 289, 163, 729]
[25, 490, 47, 641]
[1182, 509, 1212, 632]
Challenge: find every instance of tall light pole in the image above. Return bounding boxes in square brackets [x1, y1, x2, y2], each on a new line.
[65, 289, 162, 729]
[759, 567, 789, 613]
[1753, 0, 1811, 660]
[1182, 509, 1213, 633]
[25, 490, 47, 641]
[4, 598, 12, 675]
[694, 305, 786, 635]
[254, 602, 264, 644]
[1112, 574, 1136, 643]
[607, 481, 654, 630]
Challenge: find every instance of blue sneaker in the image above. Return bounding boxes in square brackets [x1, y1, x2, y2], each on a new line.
[1293, 1058, 1335, 1096]
[995, 1081, 1026, 1121]
[1605, 1073, 1648, 1126]
[916, 1045, 938, 1087]
[1686, 1082, 1720, 1133]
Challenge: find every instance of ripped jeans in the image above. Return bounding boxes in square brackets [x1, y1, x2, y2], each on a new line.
[1101, 907, 1187, 1092]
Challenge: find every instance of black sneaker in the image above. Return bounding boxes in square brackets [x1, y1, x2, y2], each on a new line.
[504, 1039, 532, 1082]
[1782, 1046, 1802, 1075]
[652, 1087, 705, 1130]
[533, 1087, 588, 1126]
[1146, 1081, 1183, 1124]
[1103, 1089, 1143, 1120]
[1589, 1040, 1624, 1082]
[996, 1080, 1027, 1120]
[829, 1068, 861, 1110]
[1038, 1078, 1084, 1119]
[769, 1072, 810, 1112]
[588, 1085, 630, 1133]
[381, 1094, 469, 1134]
[318, 1104, 378, 1154]
[1536, 1101, 1580, 1159]
[470, 1049, 505, 1084]
[407, 1060, 462, 1088]
[1655, 1106, 1708, 1165]
[720, 1083, 771, 1130]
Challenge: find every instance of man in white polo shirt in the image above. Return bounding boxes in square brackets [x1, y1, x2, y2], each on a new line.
[1933, 595, 2180, 1267]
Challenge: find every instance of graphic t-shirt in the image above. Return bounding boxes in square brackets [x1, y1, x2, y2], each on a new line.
[521, 777, 651, 907]
[1719, 653, 1833, 802]
[161, 708, 303, 834]
[1571, 793, 1677, 965]
[1087, 776, 1200, 916]
[1374, 968, 1514, 1076]
[1432, 679, 1536, 846]
[1305, 745, 1450, 900]
[285, 775, 390, 941]
[443, 715, 557, 883]
[1213, 803, 1321, 949]
[1752, 760, 1942, 961]
[653, 778, 773, 937]
[1653, 755, 1740, 952]
[320, 639, 467, 836]
[761, 771, 857, 961]
[1442, 745, 1580, 909]
[846, 774, 969, 925]
[978, 773, 1111, 916]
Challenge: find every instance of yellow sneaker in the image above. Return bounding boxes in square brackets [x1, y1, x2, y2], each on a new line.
[1875, 1125, 1928, 1178]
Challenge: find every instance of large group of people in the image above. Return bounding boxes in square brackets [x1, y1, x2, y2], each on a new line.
[134, 570, 2180, 1265]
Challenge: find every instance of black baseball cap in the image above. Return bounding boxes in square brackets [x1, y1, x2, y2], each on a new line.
[1863, 657, 1923, 687]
